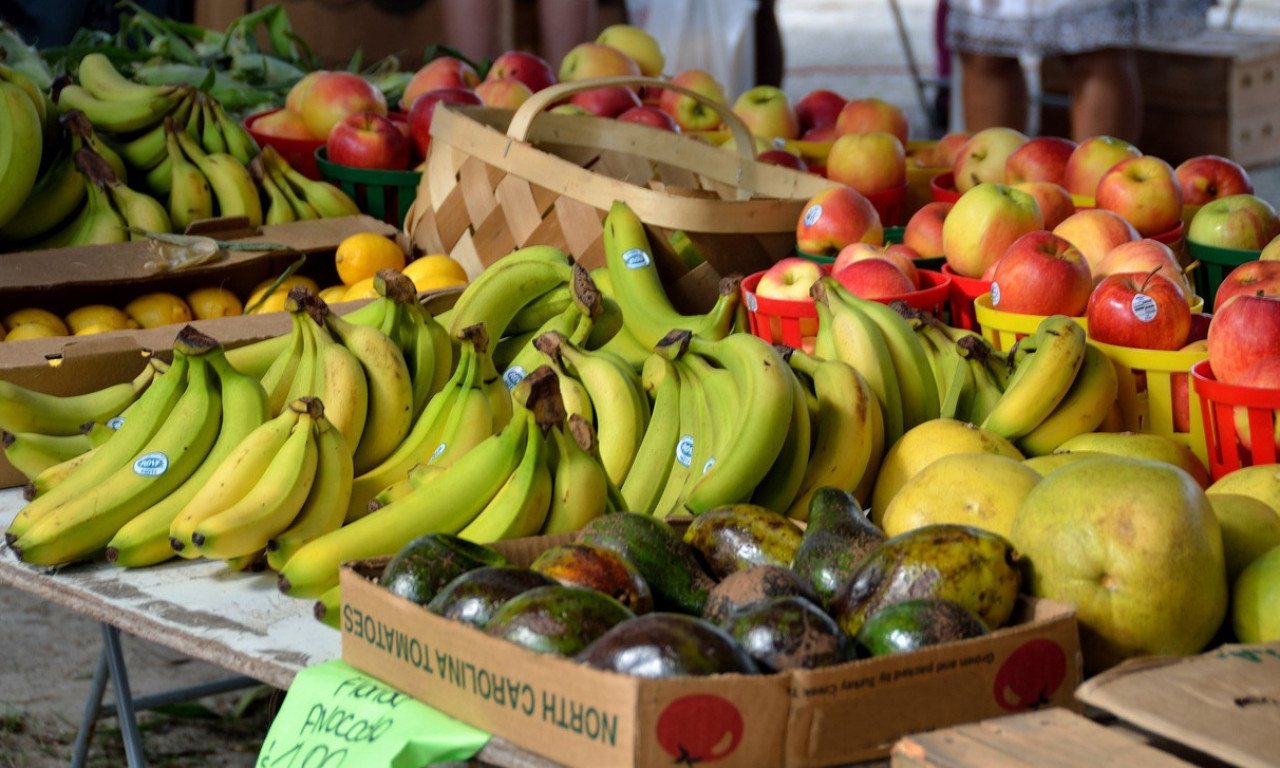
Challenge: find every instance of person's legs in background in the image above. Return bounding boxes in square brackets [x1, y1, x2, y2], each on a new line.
[958, 51, 1028, 132]
[1064, 47, 1140, 142]
[441, 0, 504, 61]
[539, 0, 599, 68]
[755, 0, 784, 88]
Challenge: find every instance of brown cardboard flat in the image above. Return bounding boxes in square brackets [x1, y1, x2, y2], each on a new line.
[1075, 641, 1280, 768]
[340, 540, 1082, 768]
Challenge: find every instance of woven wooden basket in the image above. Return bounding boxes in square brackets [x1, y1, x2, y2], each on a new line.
[403, 76, 842, 311]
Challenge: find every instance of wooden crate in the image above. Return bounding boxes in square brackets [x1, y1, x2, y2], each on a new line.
[1039, 29, 1280, 167]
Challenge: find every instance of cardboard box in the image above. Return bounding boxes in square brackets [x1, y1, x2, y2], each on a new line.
[339, 536, 1083, 768]
[1039, 30, 1280, 167]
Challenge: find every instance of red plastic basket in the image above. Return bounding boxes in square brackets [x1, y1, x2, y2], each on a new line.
[939, 263, 991, 331]
[865, 182, 909, 228]
[244, 109, 325, 180]
[930, 172, 962, 203]
[1191, 359, 1280, 480]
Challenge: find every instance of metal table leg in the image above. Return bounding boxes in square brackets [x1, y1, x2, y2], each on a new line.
[70, 639, 111, 768]
[101, 623, 147, 767]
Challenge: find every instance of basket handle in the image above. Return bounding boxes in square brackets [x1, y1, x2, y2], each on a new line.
[506, 75, 759, 167]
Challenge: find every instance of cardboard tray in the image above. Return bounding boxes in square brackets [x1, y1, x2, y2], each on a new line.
[339, 535, 1083, 768]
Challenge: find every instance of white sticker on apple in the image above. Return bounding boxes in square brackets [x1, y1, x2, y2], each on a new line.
[133, 452, 169, 477]
[744, 292, 758, 312]
[803, 204, 822, 227]
[771, 137, 786, 150]
[675, 435, 694, 467]
[990, 282, 1002, 307]
[502, 366, 526, 390]
[1131, 293, 1157, 322]
[622, 248, 651, 269]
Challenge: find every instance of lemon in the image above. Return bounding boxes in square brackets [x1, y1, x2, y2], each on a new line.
[125, 292, 194, 329]
[402, 254, 469, 293]
[245, 274, 321, 315]
[343, 276, 381, 301]
[187, 287, 244, 319]
[74, 323, 120, 336]
[4, 307, 70, 336]
[5, 323, 63, 341]
[318, 284, 352, 304]
[335, 233, 407, 287]
[65, 304, 134, 334]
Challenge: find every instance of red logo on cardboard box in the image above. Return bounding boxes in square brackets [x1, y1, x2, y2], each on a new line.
[993, 638, 1068, 711]
[655, 694, 744, 764]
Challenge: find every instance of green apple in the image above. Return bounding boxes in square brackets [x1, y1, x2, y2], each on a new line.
[941, 182, 1043, 278]
[1187, 193, 1280, 251]
[732, 85, 799, 141]
[596, 24, 665, 77]
[1233, 543, 1280, 642]
[1206, 492, 1280, 582]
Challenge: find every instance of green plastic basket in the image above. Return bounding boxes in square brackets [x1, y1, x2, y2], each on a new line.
[314, 147, 422, 228]
[1186, 239, 1261, 311]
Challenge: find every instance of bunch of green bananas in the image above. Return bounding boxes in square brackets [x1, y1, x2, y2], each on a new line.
[251, 145, 361, 226]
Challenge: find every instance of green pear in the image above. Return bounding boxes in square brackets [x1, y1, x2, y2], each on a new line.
[1233, 544, 1280, 643]
[1207, 464, 1280, 516]
[1011, 455, 1227, 673]
[1206, 493, 1280, 583]
[1022, 450, 1110, 477]
[882, 452, 1040, 539]
[1053, 430, 1211, 489]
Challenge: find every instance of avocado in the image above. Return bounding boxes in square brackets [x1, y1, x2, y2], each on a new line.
[683, 503, 803, 580]
[484, 584, 635, 657]
[790, 486, 886, 608]
[530, 542, 654, 615]
[702, 565, 821, 625]
[380, 532, 509, 606]
[426, 566, 558, 628]
[854, 598, 990, 656]
[721, 595, 851, 671]
[828, 523, 1022, 638]
[576, 512, 715, 615]
[575, 613, 760, 678]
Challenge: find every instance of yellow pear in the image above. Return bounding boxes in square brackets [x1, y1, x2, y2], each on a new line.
[1053, 430, 1210, 488]
[1206, 493, 1280, 582]
[1233, 544, 1280, 643]
[1207, 464, 1280, 514]
[870, 418, 1023, 525]
[1011, 454, 1226, 673]
[881, 453, 1040, 539]
[1022, 450, 1110, 477]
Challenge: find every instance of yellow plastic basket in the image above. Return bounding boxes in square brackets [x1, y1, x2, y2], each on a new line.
[975, 292, 1204, 352]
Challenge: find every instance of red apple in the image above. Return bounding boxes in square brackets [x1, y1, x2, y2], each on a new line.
[732, 85, 799, 140]
[569, 85, 642, 117]
[475, 77, 533, 109]
[1053, 208, 1140, 273]
[1093, 238, 1192, 298]
[1005, 136, 1077, 185]
[825, 131, 906, 195]
[1095, 155, 1184, 237]
[326, 111, 410, 170]
[657, 69, 728, 132]
[407, 86, 483, 159]
[487, 50, 558, 94]
[1188, 193, 1280, 251]
[299, 71, 388, 141]
[833, 256, 916, 299]
[1062, 135, 1142, 199]
[930, 131, 972, 170]
[1212, 260, 1280, 312]
[832, 242, 919, 286]
[1208, 292, 1280, 384]
[755, 257, 826, 301]
[800, 124, 838, 143]
[1230, 355, 1280, 451]
[757, 148, 807, 171]
[617, 105, 681, 132]
[558, 42, 641, 82]
[990, 231, 1092, 316]
[795, 186, 884, 256]
[401, 56, 480, 111]
[249, 109, 313, 140]
[833, 97, 909, 144]
[952, 127, 1029, 193]
[794, 89, 846, 135]
[285, 71, 323, 115]
[902, 201, 952, 260]
[1012, 180, 1075, 230]
[942, 182, 1044, 278]
[1088, 269, 1192, 350]
[1175, 155, 1254, 206]
[1188, 313, 1213, 344]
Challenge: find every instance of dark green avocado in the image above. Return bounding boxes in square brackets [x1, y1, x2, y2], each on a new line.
[854, 598, 990, 656]
[426, 566, 558, 628]
[484, 585, 635, 657]
[576, 512, 715, 615]
[575, 613, 760, 678]
[380, 532, 508, 606]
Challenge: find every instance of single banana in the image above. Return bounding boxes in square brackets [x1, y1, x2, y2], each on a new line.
[169, 402, 303, 557]
[958, 335, 1005, 425]
[457, 410, 552, 543]
[141, 152, 173, 197]
[106, 180, 172, 238]
[315, 584, 342, 628]
[0, 147, 86, 243]
[785, 350, 882, 516]
[981, 315, 1087, 440]
[847, 295, 941, 431]
[750, 358, 812, 515]
[164, 119, 213, 232]
[76, 52, 176, 102]
[24, 444, 101, 501]
[541, 415, 609, 534]
[425, 337, 495, 470]
[64, 110, 128, 183]
[619, 355, 681, 515]
[260, 168, 297, 226]
[283, 308, 321, 407]
[506, 283, 574, 335]
[267, 155, 320, 220]
[259, 310, 307, 415]
[591, 267, 659, 369]
[446, 250, 574, 339]
[0, 79, 44, 230]
[191, 398, 319, 560]
[174, 124, 262, 227]
[54, 82, 187, 134]
[0, 357, 154, 436]
[226, 334, 294, 380]
[911, 317, 951, 409]
[501, 302, 586, 391]
[1016, 342, 1119, 457]
[106, 351, 270, 568]
[209, 98, 259, 167]
[0, 62, 47, 130]
[2, 430, 94, 481]
[5, 354, 186, 545]
[197, 96, 228, 156]
[267, 148, 359, 218]
[650, 348, 698, 518]
[939, 349, 976, 423]
[13, 343, 222, 567]
[474, 325, 514, 433]
[308, 311, 369, 453]
[324, 308, 413, 474]
[114, 91, 195, 171]
[266, 411, 353, 572]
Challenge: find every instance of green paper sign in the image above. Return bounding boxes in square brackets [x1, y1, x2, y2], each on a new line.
[258, 659, 490, 767]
